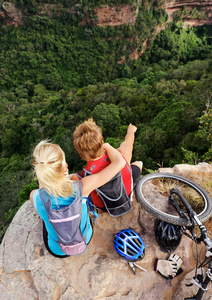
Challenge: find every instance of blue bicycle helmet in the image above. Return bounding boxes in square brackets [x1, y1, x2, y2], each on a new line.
[114, 229, 145, 262]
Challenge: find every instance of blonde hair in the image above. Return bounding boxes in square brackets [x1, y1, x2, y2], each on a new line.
[73, 118, 104, 161]
[32, 140, 73, 198]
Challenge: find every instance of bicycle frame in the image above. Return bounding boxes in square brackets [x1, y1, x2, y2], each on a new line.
[169, 188, 212, 300]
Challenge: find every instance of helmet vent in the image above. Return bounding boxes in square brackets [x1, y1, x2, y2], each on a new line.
[118, 245, 123, 251]
[135, 238, 142, 248]
[127, 247, 137, 256]
[127, 240, 135, 248]
[125, 231, 131, 237]
[117, 239, 124, 246]
[120, 233, 125, 239]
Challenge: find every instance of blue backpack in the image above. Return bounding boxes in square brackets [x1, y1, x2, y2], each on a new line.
[39, 182, 97, 256]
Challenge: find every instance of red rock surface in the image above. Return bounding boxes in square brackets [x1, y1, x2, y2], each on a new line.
[95, 5, 138, 26]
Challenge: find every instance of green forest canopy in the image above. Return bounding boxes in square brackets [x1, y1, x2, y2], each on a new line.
[0, 0, 212, 240]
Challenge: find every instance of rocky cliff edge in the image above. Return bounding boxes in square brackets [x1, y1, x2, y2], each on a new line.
[0, 163, 212, 300]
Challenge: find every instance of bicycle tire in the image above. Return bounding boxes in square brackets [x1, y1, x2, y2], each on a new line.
[135, 173, 212, 226]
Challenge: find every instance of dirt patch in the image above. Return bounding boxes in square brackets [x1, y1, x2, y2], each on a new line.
[95, 5, 138, 27]
[1, 2, 23, 26]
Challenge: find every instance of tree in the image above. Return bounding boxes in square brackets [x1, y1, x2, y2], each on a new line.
[196, 106, 212, 161]
[92, 103, 121, 137]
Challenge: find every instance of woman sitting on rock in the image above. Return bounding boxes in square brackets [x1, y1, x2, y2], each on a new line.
[30, 140, 125, 258]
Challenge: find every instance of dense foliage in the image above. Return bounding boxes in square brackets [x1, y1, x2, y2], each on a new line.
[0, 0, 212, 240]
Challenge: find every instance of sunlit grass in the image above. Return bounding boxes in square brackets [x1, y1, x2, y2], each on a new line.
[152, 177, 208, 214]
[194, 175, 212, 198]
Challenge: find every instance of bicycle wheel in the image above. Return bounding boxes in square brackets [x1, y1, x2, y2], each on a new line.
[135, 173, 212, 226]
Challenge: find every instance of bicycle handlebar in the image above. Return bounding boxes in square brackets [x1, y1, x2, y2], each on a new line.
[169, 188, 212, 300]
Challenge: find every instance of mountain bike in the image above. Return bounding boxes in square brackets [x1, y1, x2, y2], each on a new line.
[135, 173, 212, 300]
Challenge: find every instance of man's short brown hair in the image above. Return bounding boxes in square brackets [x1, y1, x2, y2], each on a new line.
[73, 118, 104, 161]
